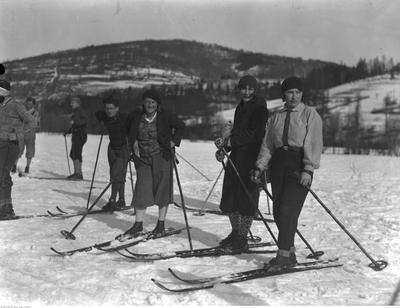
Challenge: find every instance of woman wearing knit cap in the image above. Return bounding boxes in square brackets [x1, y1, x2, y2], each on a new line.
[252, 76, 323, 267]
[215, 75, 269, 252]
[122, 89, 185, 237]
[0, 80, 34, 219]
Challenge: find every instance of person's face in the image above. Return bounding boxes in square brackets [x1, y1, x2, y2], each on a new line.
[143, 98, 158, 116]
[284, 88, 302, 108]
[105, 103, 119, 118]
[240, 86, 255, 101]
[26, 100, 33, 109]
[71, 99, 80, 109]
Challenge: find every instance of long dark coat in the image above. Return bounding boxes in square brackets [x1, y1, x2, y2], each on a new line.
[220, 96, 268, 216]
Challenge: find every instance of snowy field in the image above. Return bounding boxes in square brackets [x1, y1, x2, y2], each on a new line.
[0, 133, 399, 305]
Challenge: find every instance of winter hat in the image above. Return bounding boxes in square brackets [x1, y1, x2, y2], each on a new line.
[281, 77, 303, 94]
[0, 79, 10, 96]
[142, 89, 161, 104]
[103, 95, 119, 107]
[238, 75, 258, 90]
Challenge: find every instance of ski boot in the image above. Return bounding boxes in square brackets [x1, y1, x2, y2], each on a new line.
[11, 165, 17, 173]
[120, 221, 143, 239]
[219, 230, 238, 247]
[66, 173, 76, 179]
[151, 220, 165, 237]
[72, 173, 83, 180]
[0, 204, 16, 220]
[223, 234, 248, 253]
[265, 250, 296, 269]
[24, 166, 29, 174]
[115, 199, 126, 210]
[102, 199, 117, 212]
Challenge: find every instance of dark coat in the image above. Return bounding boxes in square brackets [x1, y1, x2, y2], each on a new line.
[220, 96, 269, 216]
[127, 106, 185, 160]
[95, 111, 130, 149]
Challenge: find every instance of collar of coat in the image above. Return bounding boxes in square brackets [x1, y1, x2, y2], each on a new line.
[281, 102, 305, 113]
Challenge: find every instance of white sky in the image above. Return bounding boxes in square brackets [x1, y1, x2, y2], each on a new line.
[0, 0, 399, 66]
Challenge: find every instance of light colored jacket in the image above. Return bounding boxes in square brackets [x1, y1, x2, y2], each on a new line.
[0, 97, 35, 141]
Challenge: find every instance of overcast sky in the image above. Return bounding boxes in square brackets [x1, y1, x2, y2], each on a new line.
[1, 0, 399, 66]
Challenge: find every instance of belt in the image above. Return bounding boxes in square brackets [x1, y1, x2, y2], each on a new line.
[278, 145, 303, 153]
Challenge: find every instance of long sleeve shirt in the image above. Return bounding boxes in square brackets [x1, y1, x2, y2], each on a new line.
[71, 107, 87, 127]
[95, 111, 129, 149]
[255, 102, 323, 173]
[23, 108, 40, 133]
[0, 97, 35, 140]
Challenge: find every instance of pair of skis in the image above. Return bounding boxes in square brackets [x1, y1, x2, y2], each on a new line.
[51, 227, 185, 256]
[0, 205, 135, 221]
[116, 241, 276, 261]
[152, 258, 343, 292]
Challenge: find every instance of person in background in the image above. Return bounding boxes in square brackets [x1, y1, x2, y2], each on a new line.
[0, 80, 34, 219]
[215, 75, 268, 252]
[64, 96, 87, 180]
[123, 89, 185, 237]
[95, 95, 130, 211]
[13, 96, 40, 174]
[252, 76, 323, 267]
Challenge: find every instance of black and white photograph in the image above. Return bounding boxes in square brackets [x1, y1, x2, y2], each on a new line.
[0, 0, 399, 305]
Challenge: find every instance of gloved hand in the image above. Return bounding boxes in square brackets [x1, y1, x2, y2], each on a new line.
[250, 168, 262, 184]
[63, 128, 71, 137]
[214, 137, 228, 149]
[215, 149, 225, 162]
[299, 171, 313, 187]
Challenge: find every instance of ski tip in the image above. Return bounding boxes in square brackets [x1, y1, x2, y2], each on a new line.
[50, 247, 65, 256]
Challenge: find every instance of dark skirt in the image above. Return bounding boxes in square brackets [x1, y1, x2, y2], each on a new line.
[219, 150, 260, 217]
[133, 152, 173, 209]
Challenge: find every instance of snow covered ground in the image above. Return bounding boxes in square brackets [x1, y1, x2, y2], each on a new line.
[0, 133, 399, 305]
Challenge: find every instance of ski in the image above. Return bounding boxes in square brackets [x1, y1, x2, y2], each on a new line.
[173, 202, 274, 222]
[46, 205, 135, 218]
[118, 242, 276, 261]
[96, 228, 187, 252]
[0, 213, 53, 221]
[50, 227, 185, 256]
[23, 175, 108, 184]
[152, 259, 342, 292]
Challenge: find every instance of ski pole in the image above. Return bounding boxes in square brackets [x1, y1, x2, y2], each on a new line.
[60, 182, 111, 240]
[63, 134, 71, 175]
[85, 134, 103, 209]
[221, 148, 278, 244]
[175, 151, 211, 181]
[262, 185, 324, 259]
[389, 280, 400, 305]
[194, 166, 224, 216]
[171, 149, 193, 250]
[125, 137, 135, 207]
[128, 160, 134, 205]
[307, 186, 388, 271]
[263, 172, 271, 215]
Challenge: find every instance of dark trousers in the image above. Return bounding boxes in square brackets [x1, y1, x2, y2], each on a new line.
[220, 150, 259, 217]
[270, 149, 308, 250]
[0, 140, 19, 207]
[70, 129, 87, 162]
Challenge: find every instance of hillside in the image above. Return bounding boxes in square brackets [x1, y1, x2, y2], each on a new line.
[3, 39, 335, 99]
